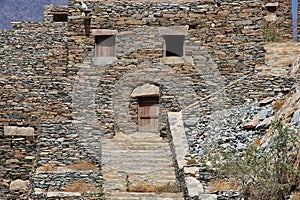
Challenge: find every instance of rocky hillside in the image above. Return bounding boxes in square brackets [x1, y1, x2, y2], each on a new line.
[0, 0, 67, 30]
[191, 78, 300, 199]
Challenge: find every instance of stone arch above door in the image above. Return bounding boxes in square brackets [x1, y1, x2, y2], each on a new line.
[131, 83, 160, 98]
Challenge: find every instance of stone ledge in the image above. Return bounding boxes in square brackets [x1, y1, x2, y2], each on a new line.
[44, 192, 81, 198]
[91, 29, 118, 36]
[168, 112, 189, 169]
[92, 57, 117, 66]
[4, 126, 35, 136]
[161, 56, 193, 65]
[131, 83, 159, 98]
[158, 25, 189, 36]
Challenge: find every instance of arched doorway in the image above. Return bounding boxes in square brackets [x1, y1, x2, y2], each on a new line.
[131, 84, 160, 133]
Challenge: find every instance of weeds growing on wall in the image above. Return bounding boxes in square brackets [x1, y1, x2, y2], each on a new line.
[217, 121, 299, 199]
[263, 22, 281, 42]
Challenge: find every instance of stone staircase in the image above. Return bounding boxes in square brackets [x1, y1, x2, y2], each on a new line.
[101, 132, 184, 199]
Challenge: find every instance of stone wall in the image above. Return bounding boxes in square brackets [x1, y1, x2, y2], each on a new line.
[0, 0, 297, 199]
[0, 128, 36, 199]
[67, 0, 265, 80]
[263, 0, 300, 42]
[0, 5, 72, 198]
[182, 75, 296, 144]
[66, 0, 265, 136]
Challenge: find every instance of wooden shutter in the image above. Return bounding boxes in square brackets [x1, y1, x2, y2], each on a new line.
[95, 35, 116, 57]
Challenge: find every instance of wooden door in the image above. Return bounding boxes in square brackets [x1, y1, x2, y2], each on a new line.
[138, 97, 159, 132]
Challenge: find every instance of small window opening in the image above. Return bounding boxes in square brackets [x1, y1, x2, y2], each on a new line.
[164, 35, 185, 57]
[95, 35, 116, 57]
[266, 6, 277, 13]
[53, 13, 68, 22]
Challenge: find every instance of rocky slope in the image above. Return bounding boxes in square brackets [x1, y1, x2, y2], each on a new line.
[189, 78, 299, 199]
[0, 0, 67, 30]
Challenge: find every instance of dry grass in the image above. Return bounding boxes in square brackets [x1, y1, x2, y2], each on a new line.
[208, 179, 239, 193]
[129, 182, 181, 193]
[70, 160, 98, 171]
[292, 192, 300, 200]
[273, 99, 285, 111]
[186, 158, 197, 165]
[39, 164, 54, 171]
[252, 138, 261, 149]
[14, 151, 25, 159]
[64, 180, 97, 192]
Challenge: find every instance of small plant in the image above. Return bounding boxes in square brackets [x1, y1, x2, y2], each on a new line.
[70, 160, 98, 171]
[218, 121, 299, 199]
[64, 180, 97, 192]
[263, 22, 281, 42]
[273, 99, 285, 111]
[126, 174, 130, 192]
[186, 158, 198, 165]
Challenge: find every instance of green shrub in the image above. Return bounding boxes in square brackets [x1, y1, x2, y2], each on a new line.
[219, 121, 299, 199]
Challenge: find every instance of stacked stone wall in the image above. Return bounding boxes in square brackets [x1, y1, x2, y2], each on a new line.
[0, 5, 71, 198]
[0, 0, 298, 198]
[67, 0, 265, 82]
[0, 133, 37, 199]
[263, 0, 300, 42]
[182, 75, 296, 148]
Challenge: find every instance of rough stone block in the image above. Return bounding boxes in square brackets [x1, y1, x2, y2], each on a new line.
[9, 179, 29, 191]
[4, 126, 35, 136]
[199, 194, 218, 200]
[185, 176, 204, 197]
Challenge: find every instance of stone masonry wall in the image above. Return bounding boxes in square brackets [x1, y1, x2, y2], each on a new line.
[0, 5, 72, 198]
[0, 130, 37, 199]
[1, 0, 297, 199]
[182, 75, 296, 143]
[66, 0, 265, 136]
[67, 0, 265, 82]
[263, 0, 300, 42]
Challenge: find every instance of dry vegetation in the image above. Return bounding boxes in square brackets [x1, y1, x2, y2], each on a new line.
[273, 99, 285, 111]
[64, 180, 98, 192]
[39, 163, 54, 171]
[208, 179, 239, 193]
[128, 182, 181, 193]
[186, 158, 197, 165]
[70, 160, 98, 171]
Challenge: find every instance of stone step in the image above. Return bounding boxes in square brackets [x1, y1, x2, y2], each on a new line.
[102, 153, 173, 160]
[102, 159, 173, 165]
[103, 181, 178, 191]
[102, 144, 171, 150]
[103, 171, 177, 177]
[101, 132, 183, 199]
[102, 167, 175, 174]
[103, 172, 176, 178]
[102, 140, 170, 145]
[102, 150, 172, 155]
[104, 192, 184, 200]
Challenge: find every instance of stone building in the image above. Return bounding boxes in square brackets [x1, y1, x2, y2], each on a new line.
[0, 0, 298, 199]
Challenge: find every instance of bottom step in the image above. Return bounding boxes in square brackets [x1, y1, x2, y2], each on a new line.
[104, 191, 184, 200]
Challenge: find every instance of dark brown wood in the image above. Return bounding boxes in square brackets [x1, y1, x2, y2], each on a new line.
[138, 97, 159, 132]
